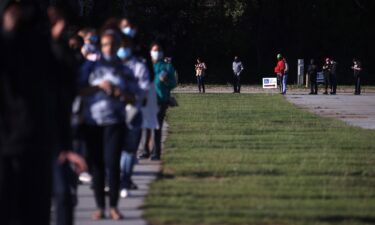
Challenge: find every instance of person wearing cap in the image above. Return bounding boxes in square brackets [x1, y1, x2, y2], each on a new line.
[322, 58, 331, 95]
[232, 56, 244, 93]
[274, 54, 286, 95]
[195, 57, 207, 93]
[351, 58, 362, 95]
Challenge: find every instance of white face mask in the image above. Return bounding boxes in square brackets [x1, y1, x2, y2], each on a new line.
[150, 50, 163, 62]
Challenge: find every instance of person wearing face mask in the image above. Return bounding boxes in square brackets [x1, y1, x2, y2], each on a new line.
[116, 37, 150, 198]
[118, 17, 137, 39]
[78, 29, 138, 220]
[149, 42, 176, 161]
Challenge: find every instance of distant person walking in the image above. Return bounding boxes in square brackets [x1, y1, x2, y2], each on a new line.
[322, 58, 331, 95]
[351, 58, 362, 95]
[232, 56, 244, 93]
[195, 57, 207, 93]
[307, 59, 318, 95]
[330, 58, 338, 95]
[274, 54, 286, 95]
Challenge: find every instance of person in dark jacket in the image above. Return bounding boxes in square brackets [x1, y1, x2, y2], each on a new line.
[329, 58, 338, 95]
[308, 59, 318, 95]
[351, 58, 362, 95]
[0, 2, 84, 225]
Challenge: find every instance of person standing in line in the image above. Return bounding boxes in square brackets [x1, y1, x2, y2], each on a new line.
[117, 36, 150, 198]
[308, 59, 318, 95]
[351, 58, 362, 95]
[232, 56, 244, 93]
[150, 42, 177, 160]
[195, 57, 207, 93]
[78, 29, 136, 220]
[329, 58, 338, 95]
[322, 58, 331, 95]
[274, 54, 286, 95]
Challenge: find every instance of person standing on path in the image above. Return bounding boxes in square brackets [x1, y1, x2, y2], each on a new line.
[232, 56, 244, 93]
[78, 29, 136, 221]
[274, 54, 286, 95]
[150, 42, 177, 160]
[195, 57, 207, 93]
[308, 59, 318, 95]
[329, 58, 338, 95]
[322, 58, 331, 95]
[351, 58, 362, 95]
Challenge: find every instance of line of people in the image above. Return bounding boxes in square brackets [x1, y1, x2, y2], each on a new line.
[0, 2, 176, 225]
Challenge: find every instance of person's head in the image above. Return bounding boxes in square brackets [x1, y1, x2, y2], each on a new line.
[353, 58, 358, 65]
[100, 30, 121, 61]
[277, 53, 282, 60]
[82, 28, 98, 45]
[69, 34, 84, 51]
[234, 56, 239, 62]
[1, 2, 37, 37]
[325, 57, 330, 64]
[117, 35, 133, 61]
[119, 17, 137, 38]
[197, 57, 201, 63]
[150, 42, 164, 63]
[310, 59, 315, 65]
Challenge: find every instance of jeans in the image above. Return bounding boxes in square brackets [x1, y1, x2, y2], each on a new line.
[197, 76, 205, 93]
[53, 159, 77, 225]
[120, 112, 142, 189]
[83, 123, 124, 208]
[310, 74, 318, 94]
[282, 73, 288, 94]
[152, 104, 168, 159]
[330, 73, 337, 93]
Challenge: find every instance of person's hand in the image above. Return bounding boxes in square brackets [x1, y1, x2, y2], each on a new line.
[160, 71, 168, 82]
[98, 80, 112, 95]
[58, 151, 88, 174]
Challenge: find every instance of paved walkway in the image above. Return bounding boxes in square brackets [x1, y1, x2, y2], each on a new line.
[286, 93, 375, 129]
[73, 123, 168, 225]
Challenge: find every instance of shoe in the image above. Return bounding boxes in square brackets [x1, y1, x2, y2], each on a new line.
[308, 92, 314, 95]
[330, 92, 336, 95]
[109, 208, 124, 220]
[138, 153, 150, 159]
[91, 209, 105, 220]
[129, 180, 138, 190]
[323, 91, 328, 95]
[79, 172, 92, 184]
[151, 155, 161, 161]
[120, 189, 129, 198]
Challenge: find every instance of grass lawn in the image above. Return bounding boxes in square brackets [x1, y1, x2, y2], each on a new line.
[144, 93, 375, 225]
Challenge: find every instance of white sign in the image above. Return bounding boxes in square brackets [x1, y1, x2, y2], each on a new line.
[262, 77, 278, 89]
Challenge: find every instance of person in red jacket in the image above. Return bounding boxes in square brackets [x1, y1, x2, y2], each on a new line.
[274, 54, 287, 94]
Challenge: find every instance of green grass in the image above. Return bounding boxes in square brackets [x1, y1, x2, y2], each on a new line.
[144, 93, 375, 225]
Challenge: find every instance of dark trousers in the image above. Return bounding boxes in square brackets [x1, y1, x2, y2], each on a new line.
[83, 123, 124, 208]
[324, 73, 330, 93]
[197, 76, 205, 93]
[355, 75, 361, 94]
[53, 159, 77, 225]
[310, 75, 318, 94]
[233, 75, 241, 93]
[152, 104, 168, 159]
[330, 73, 337, 94]
[0, 153, 52, 225]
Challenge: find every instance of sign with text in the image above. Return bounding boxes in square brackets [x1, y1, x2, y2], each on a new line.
[262, 77, 278, 89]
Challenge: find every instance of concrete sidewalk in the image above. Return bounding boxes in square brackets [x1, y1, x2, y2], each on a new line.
[286, 93, 375, 129]
[74, 160, 161, 225]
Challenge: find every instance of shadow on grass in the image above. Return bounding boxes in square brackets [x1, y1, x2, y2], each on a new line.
[318, 216, 375, 224]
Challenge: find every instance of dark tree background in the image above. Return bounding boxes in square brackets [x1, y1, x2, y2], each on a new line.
[29, 0, 375, 84]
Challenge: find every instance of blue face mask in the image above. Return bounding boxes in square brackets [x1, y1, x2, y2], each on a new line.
[121, 27, 137, 38]
[117, 47, 132, 60]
